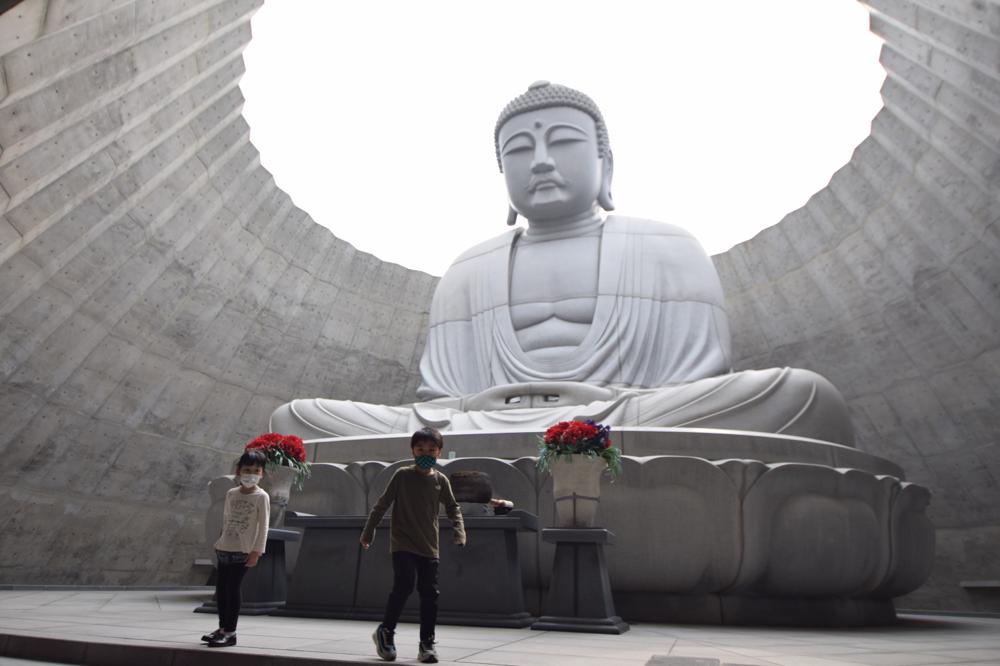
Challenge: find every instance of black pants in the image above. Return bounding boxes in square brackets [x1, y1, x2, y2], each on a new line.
[382, 551, 439, 643]
[215, 551, 249, 632]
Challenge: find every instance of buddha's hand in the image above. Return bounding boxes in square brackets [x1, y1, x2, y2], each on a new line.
[463, 381, 616, 411]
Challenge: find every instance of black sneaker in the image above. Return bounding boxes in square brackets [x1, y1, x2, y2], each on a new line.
[373, 624, 396, 661]
[200, 628, 222, 642]
[207, 633, 236, 648]
[418, 639, 438, 663]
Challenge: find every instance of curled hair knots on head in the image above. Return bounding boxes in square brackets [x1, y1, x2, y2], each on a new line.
[493, 80, 611, 172]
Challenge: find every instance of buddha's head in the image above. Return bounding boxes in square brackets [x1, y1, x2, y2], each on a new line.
[495, 81, 614, 225]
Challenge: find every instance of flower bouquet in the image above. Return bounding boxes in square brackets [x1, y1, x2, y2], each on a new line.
[244, 432, 311, 488]
[537, 419, 622, 477]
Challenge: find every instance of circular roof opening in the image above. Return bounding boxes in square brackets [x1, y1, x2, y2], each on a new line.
[241, 1, 884, 275]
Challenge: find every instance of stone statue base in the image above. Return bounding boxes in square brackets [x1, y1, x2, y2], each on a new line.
[305, 426, 901, 472]
[609, 592, 895, 626]
[204, 427, 934, 626]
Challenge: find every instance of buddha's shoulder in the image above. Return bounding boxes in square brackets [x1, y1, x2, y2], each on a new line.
[604, 215, 698, 240]
[442, 229, 518, 273]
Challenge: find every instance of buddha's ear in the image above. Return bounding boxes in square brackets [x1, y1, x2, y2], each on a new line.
[598, 151, 615, 212]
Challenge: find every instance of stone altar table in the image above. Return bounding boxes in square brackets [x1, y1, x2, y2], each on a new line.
[279, 510, 539, 627]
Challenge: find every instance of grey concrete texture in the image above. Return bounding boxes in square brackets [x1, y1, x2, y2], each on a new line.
[0, 0, 996, 617]
[0, 0, 435, 588]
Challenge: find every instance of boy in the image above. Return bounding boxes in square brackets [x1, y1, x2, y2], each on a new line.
[203, 449, 269, 648]
[360, 427, 466, 663]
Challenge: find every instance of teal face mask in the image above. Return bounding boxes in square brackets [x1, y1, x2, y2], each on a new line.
[414, 455, 437, 470]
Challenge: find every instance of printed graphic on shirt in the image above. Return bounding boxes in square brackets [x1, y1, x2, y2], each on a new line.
[223, 497, 258, 540]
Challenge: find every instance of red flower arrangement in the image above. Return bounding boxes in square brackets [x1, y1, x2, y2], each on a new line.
[245, 432, 310, 487]
[537, 419, 622, 477]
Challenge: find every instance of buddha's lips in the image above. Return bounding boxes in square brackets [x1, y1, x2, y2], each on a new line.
[529, 175, 565, 191]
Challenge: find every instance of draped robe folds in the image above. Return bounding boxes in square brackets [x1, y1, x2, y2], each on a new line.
[269, 217, 855, 446]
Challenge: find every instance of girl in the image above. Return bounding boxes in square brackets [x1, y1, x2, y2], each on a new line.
[202, 449, 269, 648]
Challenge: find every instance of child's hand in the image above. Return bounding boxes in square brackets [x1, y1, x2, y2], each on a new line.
[360, 536, 371, 550]
[246, 552, 261, 567]
[453, 536, 465, 547]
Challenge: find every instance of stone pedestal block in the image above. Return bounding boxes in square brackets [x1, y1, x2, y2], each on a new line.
[532, 528, 629, 634]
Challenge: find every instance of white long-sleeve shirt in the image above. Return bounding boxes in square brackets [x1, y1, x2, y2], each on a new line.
[213, 486, 269, 554]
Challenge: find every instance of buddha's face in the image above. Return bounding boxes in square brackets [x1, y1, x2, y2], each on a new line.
[498, 106, 603, 222]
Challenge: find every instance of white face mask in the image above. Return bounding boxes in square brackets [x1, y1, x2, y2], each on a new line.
[239, 473, 261, 488]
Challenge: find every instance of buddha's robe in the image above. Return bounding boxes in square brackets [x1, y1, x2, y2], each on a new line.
[269, 217, 854, 445]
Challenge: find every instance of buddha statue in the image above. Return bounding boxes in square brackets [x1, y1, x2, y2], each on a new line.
[270, 81, 854, 446]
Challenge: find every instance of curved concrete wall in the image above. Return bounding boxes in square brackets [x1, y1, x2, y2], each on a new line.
[0, 0, 435, 584]
[716, 1, 1000, 611]
[0, 0, 996, 612]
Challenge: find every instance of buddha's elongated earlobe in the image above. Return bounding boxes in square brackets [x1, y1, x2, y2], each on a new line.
[598, 152, 615, 211]
[506, 206, 518, 226]
[598, 186, 614, 212]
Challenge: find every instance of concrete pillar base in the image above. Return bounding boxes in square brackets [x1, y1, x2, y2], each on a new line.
[532, 528, 629, 634]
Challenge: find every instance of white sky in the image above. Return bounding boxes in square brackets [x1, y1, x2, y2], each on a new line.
[239, 1, 885, 277]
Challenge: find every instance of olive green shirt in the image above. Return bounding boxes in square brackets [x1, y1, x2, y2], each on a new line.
[361, 466, 466, 558]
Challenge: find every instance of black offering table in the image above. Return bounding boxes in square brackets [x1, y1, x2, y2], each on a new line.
[194, 528, 301, 616]
[279, 510, 539, 627]
[531, 528, 629, 634]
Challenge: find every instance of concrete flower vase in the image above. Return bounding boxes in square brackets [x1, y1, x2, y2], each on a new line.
[550, 455, 606, 527]
[262, 465, 298, 527]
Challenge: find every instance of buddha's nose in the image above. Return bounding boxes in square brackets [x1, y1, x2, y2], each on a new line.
[531, 155, 555, 174]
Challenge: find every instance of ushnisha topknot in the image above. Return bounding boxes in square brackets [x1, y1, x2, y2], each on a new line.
[494, 80, 611, 171]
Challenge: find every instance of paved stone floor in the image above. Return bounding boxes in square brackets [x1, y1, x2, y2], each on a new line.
[0, 589, 998, 666]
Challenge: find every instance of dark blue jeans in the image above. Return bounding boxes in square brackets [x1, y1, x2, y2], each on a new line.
[382, 551, 439, 643]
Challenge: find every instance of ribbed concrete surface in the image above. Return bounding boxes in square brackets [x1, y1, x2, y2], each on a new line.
[717, 1, 1000, 612]
[0, 0, 997, 613]
[0, 0, 435, 586]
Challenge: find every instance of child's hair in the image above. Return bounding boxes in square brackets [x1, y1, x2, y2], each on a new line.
[410, 426, 443, 450]
[236, 449, 268, 471]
